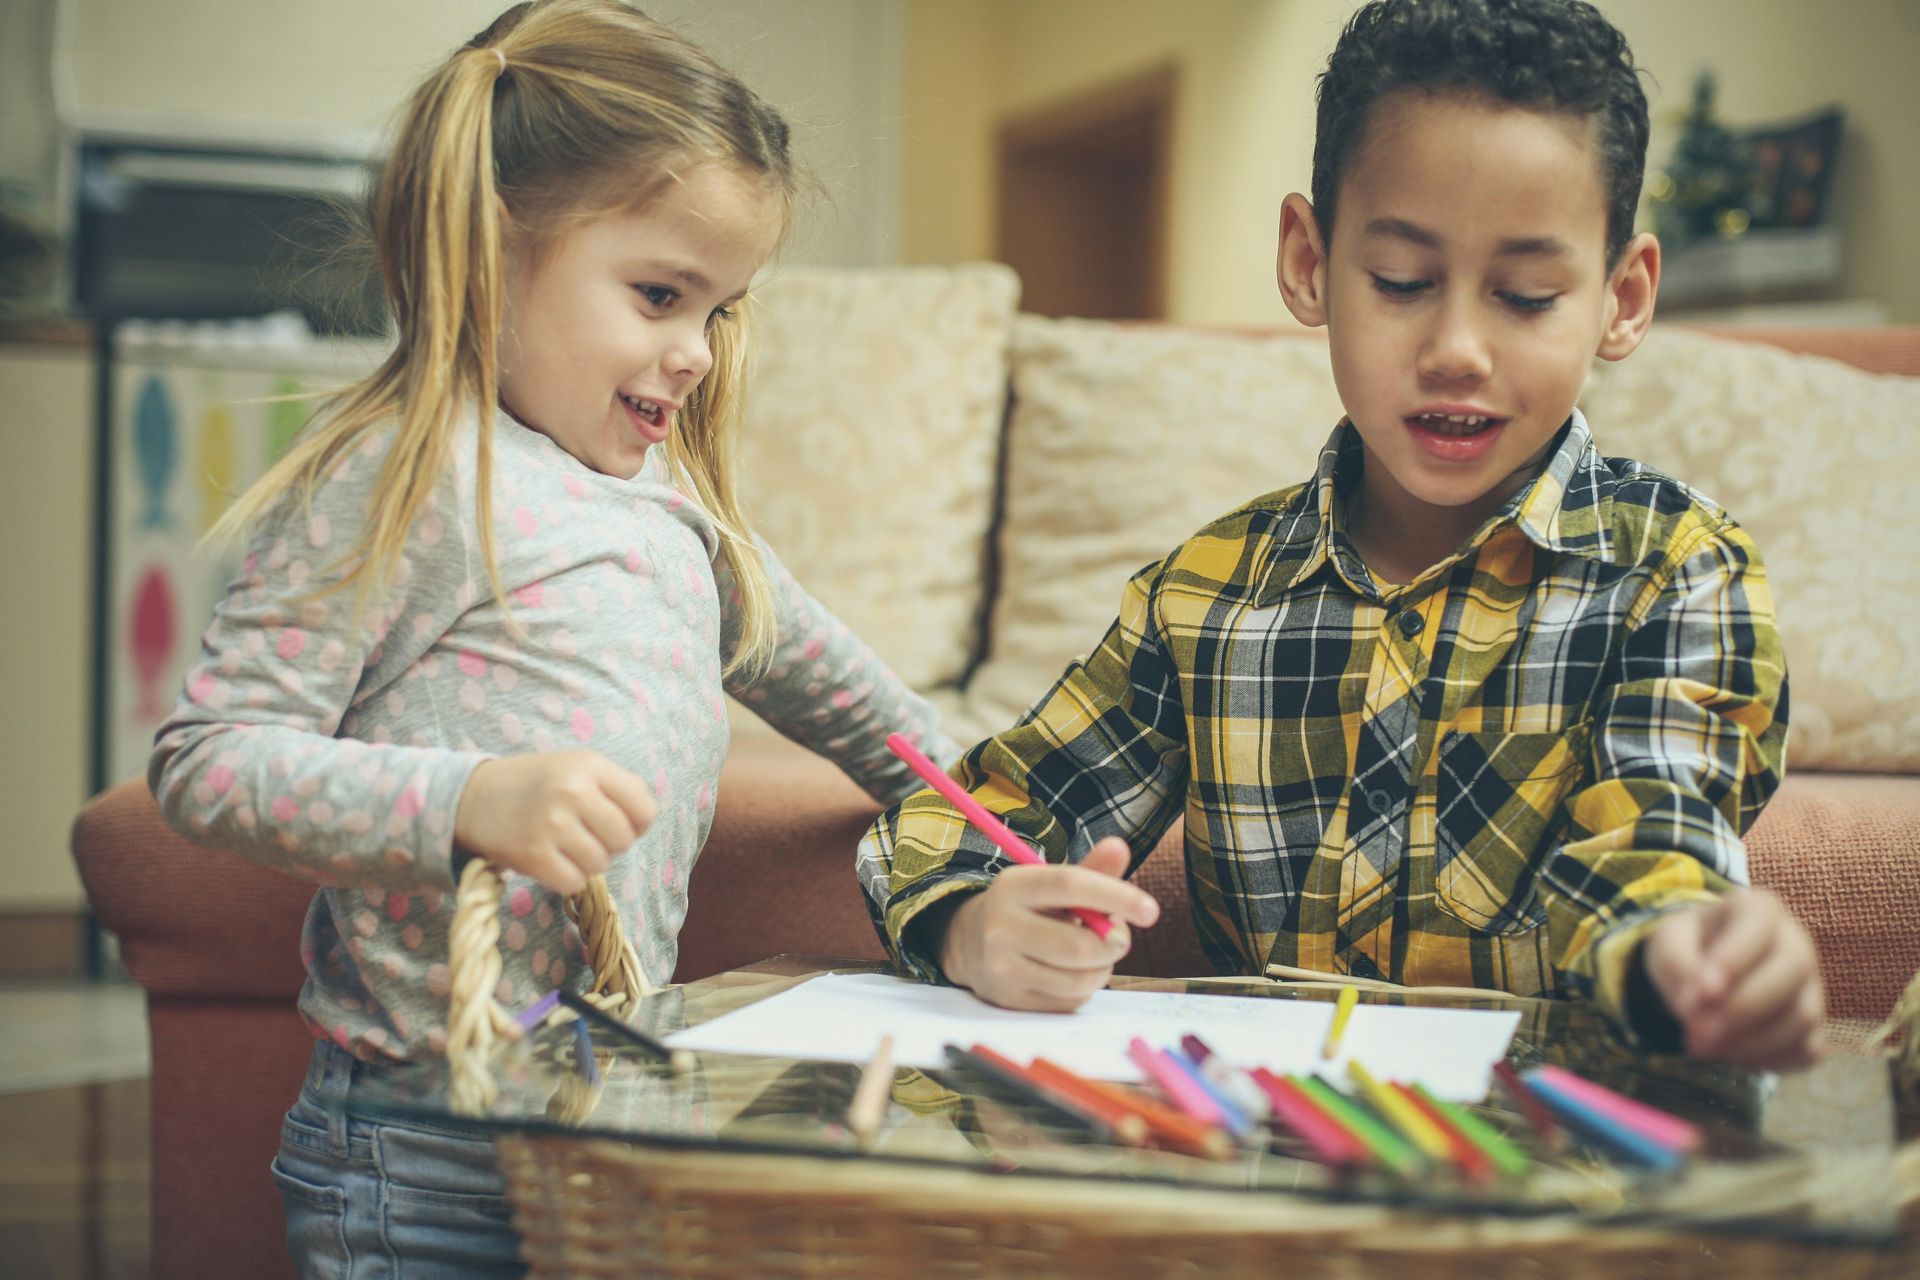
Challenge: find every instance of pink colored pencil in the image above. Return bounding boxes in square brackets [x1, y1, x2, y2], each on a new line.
[1529, 1064, 1702, 1153]
[885, 733, 1113, 939]
[1127, 1037, 1226, 1128]
[1249, 1067, 1371, 1170]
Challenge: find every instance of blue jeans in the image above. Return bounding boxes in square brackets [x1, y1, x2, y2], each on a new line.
[272, 1040, 526, 1279]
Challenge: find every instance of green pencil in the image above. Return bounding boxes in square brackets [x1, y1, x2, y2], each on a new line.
[1410, 1082, 1531, 1180]
[1292, 1074, 1426, 1177]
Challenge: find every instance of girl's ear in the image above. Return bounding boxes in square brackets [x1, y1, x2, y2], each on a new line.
[1597, 231, 1660, 362]
[1277, 193, 1331, 328]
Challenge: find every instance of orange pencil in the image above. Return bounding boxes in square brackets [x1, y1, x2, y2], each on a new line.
[1049, 1063, 1236, 1160]
[1020, 1057, 1150, 1146]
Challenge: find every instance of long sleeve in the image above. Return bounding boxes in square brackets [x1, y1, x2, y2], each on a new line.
[720, 535, 959, 804]
[857, 560, 1192, 980]
[149, 437, 491, 893]
[1541, 519, 1788, 1036]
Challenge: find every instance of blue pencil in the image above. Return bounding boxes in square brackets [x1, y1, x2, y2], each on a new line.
[1520, 1072, 1682, 1172]
[1164, 1048, 1256, 1143]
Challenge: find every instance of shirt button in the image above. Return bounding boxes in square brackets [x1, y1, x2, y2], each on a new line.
[1397, 610, 1425, 638]
[1367, 789, 1393, 814]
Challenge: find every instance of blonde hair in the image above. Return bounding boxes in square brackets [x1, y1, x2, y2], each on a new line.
[214, 0, 794, 675]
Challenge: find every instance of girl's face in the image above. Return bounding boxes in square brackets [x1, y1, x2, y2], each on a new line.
[498, 164, 782, 478]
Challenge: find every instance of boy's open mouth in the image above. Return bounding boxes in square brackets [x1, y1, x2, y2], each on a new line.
[1407, 412, 1502, 437]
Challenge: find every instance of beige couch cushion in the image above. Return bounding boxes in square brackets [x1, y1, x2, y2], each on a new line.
[733, 264, 1019, 721]
[1580, 326, 1920, 773]
[958, 318, 1344, 740]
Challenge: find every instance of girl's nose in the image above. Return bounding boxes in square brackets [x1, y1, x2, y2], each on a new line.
[667, 323, 713, 384]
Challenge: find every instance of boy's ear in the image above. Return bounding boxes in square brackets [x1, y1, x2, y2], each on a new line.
[1276, 192, 1330, 328]
[1597, 231, 1660, 362]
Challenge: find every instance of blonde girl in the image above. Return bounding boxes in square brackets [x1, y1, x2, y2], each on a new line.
[149, 3, 954, 1274]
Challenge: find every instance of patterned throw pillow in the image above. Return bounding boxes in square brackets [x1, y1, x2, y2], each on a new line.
[734, 264, 1019, 709]
[1580, 326, 1920, 773]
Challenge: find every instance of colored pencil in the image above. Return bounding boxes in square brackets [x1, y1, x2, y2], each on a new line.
[1492, 1060, 1563, 1148]
[1293, 1074, 1426, 1177]
[1520, 1071, 1685, 1171]
[1321, 985, 1358, 1058]
[1528, 1065, 1702, 1153]
[885, 733, 1112, 939]
[1128, 1037, 1227, 1128]
[1165, 1048, 1257, 1142]
[1250, 1068, 1372, 1170]
[845, 1034, 895, 1149]
[1408, 1082, 1532, 1180]
[572, 1017, 599, 1084]
[1182, 1034, 1272, 1120]
[1020, 1057, 1150, 1146]
[967, 1043, 1142, 1145]
[555, 988, 691, 1074]
[516, 989, 561, 1032]
[1392, 1081, 1492, 1183]
[1347, 1061, 1455, 1165]
[944, 1044, 1117, 1143]
[1055, 1064, 1236, 1160]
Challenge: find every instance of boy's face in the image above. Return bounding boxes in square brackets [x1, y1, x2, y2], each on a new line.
[1279, 91, 1656, 525]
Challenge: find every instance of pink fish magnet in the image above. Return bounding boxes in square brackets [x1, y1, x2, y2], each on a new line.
[127, 565, 178, 720]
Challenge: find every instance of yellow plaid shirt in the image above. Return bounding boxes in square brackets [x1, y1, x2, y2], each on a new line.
[858, 413, 1787, 1035]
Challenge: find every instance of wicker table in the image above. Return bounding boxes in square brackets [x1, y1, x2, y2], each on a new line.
[350, 957, 1919, 1279]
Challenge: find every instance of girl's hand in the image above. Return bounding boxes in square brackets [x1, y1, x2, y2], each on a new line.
[1642, 889, 1825, 1071]
[453, 752, 659, 896]
[936, 836, 1160, 1012]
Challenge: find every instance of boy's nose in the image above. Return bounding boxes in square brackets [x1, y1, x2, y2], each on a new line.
[1418, 300, 1492, 383]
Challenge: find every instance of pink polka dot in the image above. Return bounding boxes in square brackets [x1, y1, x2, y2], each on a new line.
[513, 506, 537, 536]
[393, 787, 425, 819]
[458, 649, 487, 677]
[509, 887, 534, 916]
[499, 712, 525, 744]
[459, 682, 486, 713]
[661, 859, 677, 887]
[515, 583, 544, 608]
[308, 514, 333, 548]
[531, 949, 549, 976]
[332, 1025, 351, 1048]
[206, 764, 235, 795]
[387, 893, 409, 921]
[666, 491, 685, 512]
[569, 709, 595, 742]
[831, 688, 854, 710]
[563, 476, 586, 499]
[504, 921, 527, 951]
[418, 515, 443, 546]
[802, 638, 826, 661]
[695, 782, 711, 813]
[271, 796, 300, 822]
[626, 548, 650, 576]
[342, 810, 373, 834]
[189, 671, 216, 704]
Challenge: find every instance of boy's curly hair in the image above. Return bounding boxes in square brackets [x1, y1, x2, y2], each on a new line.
[1311, 0, 1649, 265]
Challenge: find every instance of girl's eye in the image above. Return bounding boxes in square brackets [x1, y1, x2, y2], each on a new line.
[706, 305, 733, 329]
[635, 284, 677, 309]
[1499, 291, 1557, 313]
[1371, 275, 1429, 298]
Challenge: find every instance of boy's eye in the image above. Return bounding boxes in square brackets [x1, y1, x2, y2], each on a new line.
[1371, 275, 1429, 298]
[635, 284, 678, 309]
[1499, 291, 1557, 313]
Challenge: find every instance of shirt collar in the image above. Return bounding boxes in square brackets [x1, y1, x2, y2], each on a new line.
[1254, 409, 1623, 607]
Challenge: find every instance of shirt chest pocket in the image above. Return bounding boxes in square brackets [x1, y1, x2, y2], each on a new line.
[1431, 723, 1591, 936]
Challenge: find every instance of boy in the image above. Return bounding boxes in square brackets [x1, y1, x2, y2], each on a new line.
[857, 0, 1823, 1070]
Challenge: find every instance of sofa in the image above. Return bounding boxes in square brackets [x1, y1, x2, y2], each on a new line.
[72, 263, 1920, 1280]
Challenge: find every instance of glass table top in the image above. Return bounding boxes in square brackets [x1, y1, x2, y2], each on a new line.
[344, 956, 1907, 1245]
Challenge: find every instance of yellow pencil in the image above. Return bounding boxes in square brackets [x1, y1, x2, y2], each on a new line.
[1321, 984, 1358, 1059]
[845, 1034, 896, 1149]
[1346, 1061, 1455, 1164]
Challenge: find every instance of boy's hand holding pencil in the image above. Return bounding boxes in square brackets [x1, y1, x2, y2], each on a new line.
[1641, 887, 1825, 1071]
[886, 734, 1159, 1013]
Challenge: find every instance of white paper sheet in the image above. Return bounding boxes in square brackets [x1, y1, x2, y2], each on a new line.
[666, 973, 1522, 1102]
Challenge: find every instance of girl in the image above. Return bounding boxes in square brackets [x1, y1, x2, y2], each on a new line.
[148, 2, 955, 1274]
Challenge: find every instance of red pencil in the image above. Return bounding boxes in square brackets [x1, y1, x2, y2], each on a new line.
[885, 733, 1113, 938]
[1493, 1061, 1565, 1150]
[1048, 1062, 1236, 1160]
[1249, 1068, 1372, 1171]
[1392, 1081, 1494, 1184]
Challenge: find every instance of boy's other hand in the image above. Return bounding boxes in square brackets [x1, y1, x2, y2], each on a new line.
[937, 836, 1160, 1013]
[1642, 889, 1825, 1071]
[453, 751, 659, 897]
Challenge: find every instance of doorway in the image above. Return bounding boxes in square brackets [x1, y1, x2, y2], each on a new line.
[995, 67, 1175, 320]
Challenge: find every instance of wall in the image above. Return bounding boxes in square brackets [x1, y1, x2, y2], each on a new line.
[902, 0, 1920, 325]
[64, 0, 906, 268]
[0, 344, 93, 908]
